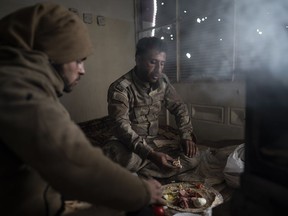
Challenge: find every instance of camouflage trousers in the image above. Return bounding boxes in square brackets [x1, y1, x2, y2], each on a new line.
[102, 138, 202, 179]
[102, 138, 240, 185]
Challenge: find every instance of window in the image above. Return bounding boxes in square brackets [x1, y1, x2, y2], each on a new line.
[136, 0, 288, 83]
[136, 0, 238, 82]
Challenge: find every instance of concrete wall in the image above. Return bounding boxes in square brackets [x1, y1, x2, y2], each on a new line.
[166, 81, 246, 142]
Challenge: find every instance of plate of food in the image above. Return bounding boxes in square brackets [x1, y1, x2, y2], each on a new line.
[162, 182, 223, 213]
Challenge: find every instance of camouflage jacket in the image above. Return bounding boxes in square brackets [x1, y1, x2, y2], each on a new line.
[107, 68, 194, 159]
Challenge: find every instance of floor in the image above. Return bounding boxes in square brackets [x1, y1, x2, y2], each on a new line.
[213, 199, 232, 216]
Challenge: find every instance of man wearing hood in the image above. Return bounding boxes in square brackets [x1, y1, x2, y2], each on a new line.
[0, 3, 164, 216]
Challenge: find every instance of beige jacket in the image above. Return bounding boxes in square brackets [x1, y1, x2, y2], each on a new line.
[0, 2, 150, 216]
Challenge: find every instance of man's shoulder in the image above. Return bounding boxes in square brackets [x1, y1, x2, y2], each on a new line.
[161, 73, 170, 84]
[109, 70, 133, 92]
[159, 73, 172, 88]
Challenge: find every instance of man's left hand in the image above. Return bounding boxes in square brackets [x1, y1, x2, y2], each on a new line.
[180, 139, 197, 158]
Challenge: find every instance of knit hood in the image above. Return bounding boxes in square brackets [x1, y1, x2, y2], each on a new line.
[0, 2, 94, 64]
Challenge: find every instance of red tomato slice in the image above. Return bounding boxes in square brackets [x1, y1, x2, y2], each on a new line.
[152, 205, 165, 216]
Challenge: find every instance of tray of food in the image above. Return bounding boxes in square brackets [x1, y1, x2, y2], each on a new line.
[162, 182, 223, 213]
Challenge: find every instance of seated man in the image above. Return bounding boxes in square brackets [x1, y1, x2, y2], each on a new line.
[103, 37, 201, 178]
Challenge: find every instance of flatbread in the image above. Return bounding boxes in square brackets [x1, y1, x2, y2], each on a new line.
[162, 182, 223, 213]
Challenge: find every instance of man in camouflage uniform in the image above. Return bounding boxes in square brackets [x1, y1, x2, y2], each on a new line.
[103, 37, 200, 178]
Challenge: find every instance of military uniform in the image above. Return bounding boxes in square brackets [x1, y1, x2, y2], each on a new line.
[104, 68, 199, 175]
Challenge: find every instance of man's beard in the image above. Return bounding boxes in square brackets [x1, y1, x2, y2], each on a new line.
[63, 79, 73, 93]
[51, 63, 73, 93]
[58, 70, 73, 93]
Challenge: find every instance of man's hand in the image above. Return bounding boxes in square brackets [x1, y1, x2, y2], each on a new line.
[143, 178, 166, 205]
[147, 151, 179, 170]
[180, 139, 197, 158]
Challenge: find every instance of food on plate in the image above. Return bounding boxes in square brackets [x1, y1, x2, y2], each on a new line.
[162, 182, 221, 213]
[172, 184, 204, 209]
[163, 193, 174, 202]
[192, 197, 207, 208]
[172, 157, 182, 168]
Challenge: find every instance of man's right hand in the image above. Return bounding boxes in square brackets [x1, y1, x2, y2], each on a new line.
[143, 178, 166, 205]
[147, 151, 179, 170]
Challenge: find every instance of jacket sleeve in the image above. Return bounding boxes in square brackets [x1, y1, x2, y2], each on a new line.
[1, 97, 151, 212]
[107, 83, 153, 159]
[163, 76, 195, 141]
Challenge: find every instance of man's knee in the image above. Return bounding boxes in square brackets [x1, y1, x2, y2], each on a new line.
[102, 141, 144, 172]
[102, 141, 129, 163]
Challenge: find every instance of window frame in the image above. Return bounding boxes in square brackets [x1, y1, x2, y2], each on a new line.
[135, 0, 241, 83]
